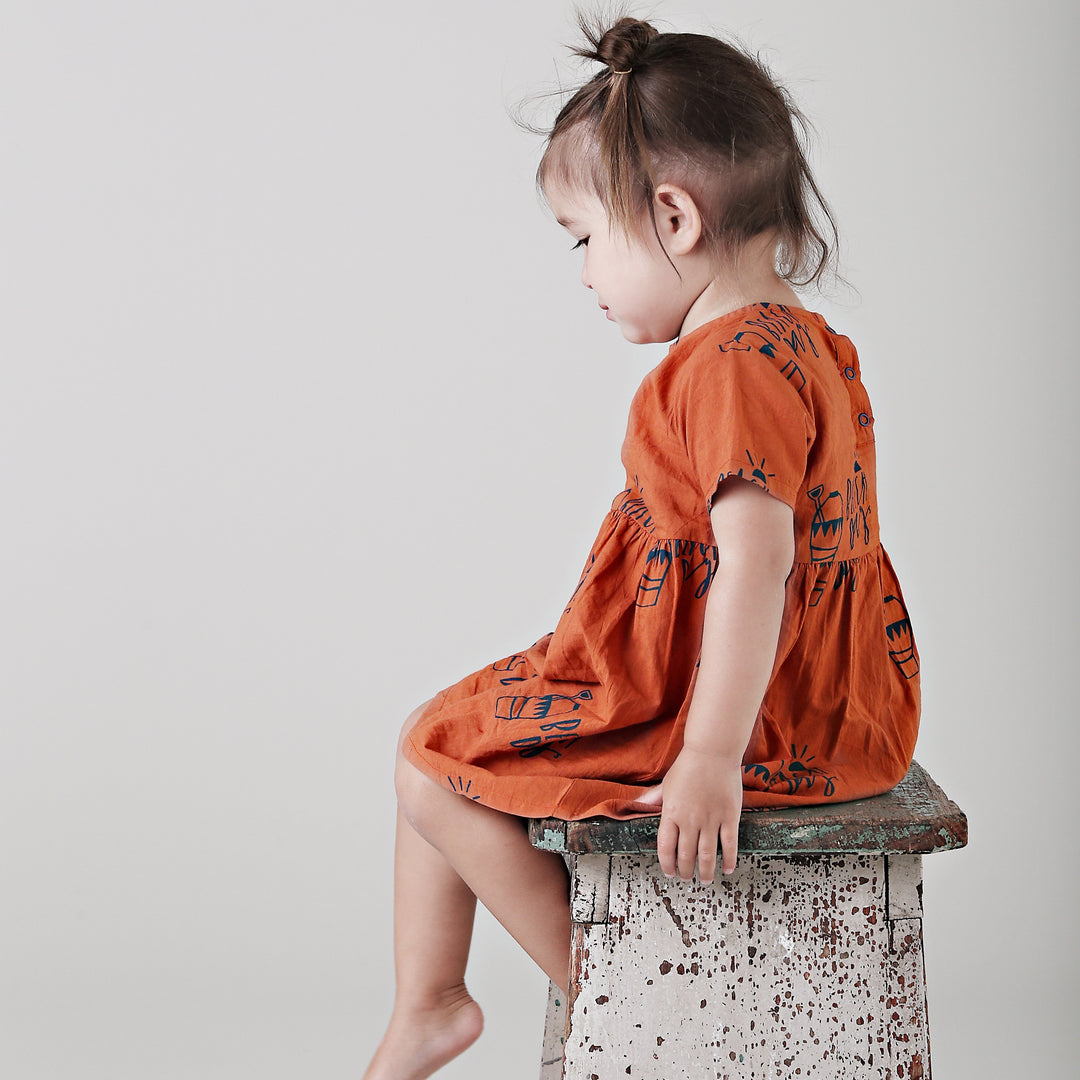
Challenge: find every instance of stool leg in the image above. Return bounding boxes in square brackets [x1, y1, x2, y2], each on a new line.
[886, 854, 931, 1078]
[539, 979, 568, 1080]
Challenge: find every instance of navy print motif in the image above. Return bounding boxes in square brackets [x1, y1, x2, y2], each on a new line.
[498, 690, 593, 760]
[884, 594, 920, 678]
[716, 303, 818, 395]
[745, 304, 821, 358]
[635, 540, 719, 607]
[448, 774, 481, 800]
[833, 560, 857, 595]
[744, 744, 837, 797]
[676, 541, 719, 599]
[614, 489, 657, 532]
[496, 689, 593, 721]
[717, 449, 776, 495]
[511, 734, 580, 760]
[778, 356, 807, 393]
[635, 545, 671, 607]
[846, 460, 872, 551]
[807, 484, 844, 563]
[808, 562, 857, 608]
[492, 654, 528, 685]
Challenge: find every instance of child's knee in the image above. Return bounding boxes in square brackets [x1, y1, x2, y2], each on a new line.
[394, 700, 444, 833]
[394, 750, 443, 836]
[395, 698, 434, 756]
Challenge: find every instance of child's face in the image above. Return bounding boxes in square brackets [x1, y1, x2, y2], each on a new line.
[547, 184, 699, 345]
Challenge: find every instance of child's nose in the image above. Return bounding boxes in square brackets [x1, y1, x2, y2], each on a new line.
[581, 263, 591, 289]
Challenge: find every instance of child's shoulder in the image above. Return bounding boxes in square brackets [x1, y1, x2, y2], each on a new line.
[680, 302, 834, 361]
[654, 302, 840, 399]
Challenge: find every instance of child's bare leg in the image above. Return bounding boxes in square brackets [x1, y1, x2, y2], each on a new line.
[364, 703, 571, 1080]
[394, 752, 572, 991]
[362, 808, 484, 1080]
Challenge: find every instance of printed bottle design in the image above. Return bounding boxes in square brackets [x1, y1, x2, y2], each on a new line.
[883, 594, 919, 678]
[635, 541, 718, 607]
[635, 546, 671, 607]
[495, 689, 593, 721]
[807, 484, 844, 563]
[496, 690, 593, 760]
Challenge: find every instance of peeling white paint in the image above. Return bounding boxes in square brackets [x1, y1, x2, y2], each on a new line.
[570, 854, 610, 924]
[540, 852, 932, 1079]
[886, 855, 923, 920]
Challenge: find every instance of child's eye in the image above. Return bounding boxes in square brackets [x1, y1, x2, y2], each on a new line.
[572, 237, 589, 251]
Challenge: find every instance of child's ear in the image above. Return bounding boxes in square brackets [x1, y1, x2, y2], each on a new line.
[653, 184, 704, 256]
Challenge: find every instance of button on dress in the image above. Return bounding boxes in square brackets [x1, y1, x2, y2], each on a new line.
[402, 303, 920, 819]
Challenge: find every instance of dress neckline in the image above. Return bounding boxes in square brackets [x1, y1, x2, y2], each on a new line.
[669, 301, 826, 357]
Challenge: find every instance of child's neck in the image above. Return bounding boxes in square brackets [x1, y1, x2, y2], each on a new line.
[677, 240, 805, 338]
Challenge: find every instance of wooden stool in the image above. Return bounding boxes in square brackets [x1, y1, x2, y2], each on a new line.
[528, 761, 967, 1080]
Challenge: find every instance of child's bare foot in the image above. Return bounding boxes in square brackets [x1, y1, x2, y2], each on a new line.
[363, 983, 484, 1080]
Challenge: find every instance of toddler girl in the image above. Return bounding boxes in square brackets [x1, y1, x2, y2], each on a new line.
[365, 15, 919, 1080]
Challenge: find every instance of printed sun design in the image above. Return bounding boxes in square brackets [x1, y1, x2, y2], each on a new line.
[448, 775, 481, 800]
[744, 450, 775, 488]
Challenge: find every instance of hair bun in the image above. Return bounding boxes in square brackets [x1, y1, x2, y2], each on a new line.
[576, 15, 659, 75]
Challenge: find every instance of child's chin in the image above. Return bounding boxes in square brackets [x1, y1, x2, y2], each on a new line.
[621, 325, 674, 346]
[619, 324, 653, 345]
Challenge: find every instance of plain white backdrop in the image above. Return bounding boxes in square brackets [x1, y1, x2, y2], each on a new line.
[1, 1, 1076, 1076]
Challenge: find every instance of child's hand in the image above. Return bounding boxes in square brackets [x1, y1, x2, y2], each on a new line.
[641, 745, 743, 881]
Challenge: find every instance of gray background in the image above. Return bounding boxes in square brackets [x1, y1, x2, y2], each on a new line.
[1, 1, 1076, 1076]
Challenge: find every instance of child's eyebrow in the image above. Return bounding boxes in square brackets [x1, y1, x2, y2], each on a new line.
[556, 216, 578, 229]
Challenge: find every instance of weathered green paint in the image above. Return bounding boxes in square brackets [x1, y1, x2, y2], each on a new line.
[536, 826, 566, 852]
[528, 760, 968, 857]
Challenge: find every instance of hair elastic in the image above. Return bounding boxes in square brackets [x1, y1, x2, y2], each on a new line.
[611, 68, 632, 75]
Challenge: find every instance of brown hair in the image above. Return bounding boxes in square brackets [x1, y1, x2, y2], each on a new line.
[537, 13, 839, 287]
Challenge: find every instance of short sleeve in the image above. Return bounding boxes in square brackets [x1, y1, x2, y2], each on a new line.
[678, 346, 814, 512]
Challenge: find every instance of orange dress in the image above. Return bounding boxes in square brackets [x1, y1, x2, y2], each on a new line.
[403, 302, 920, 819]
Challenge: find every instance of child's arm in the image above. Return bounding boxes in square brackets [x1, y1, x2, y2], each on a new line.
[652, 477, 795, 881]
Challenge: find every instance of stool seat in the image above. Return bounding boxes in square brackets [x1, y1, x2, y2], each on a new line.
[529, 761, 967, 1080]
[529, 760, 967, 857]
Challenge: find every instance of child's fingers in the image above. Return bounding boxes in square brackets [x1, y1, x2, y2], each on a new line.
[720, 818, 739, 875]
[636, 783, 664, 807]
[656, 816, 679, 877]
[677, 827, 699, 880]
[696, 830, 718, 883]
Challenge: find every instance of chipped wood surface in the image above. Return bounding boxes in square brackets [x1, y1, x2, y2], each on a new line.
[540, 851, 937, 1079]
[529, 761, 968, 857]
[886, 856, 923, 921]
[533, 765, 964, 1077]
[570, 854, 611, 924]
[886, 918, 930, 1077]
[540, 980, 568, 1080]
